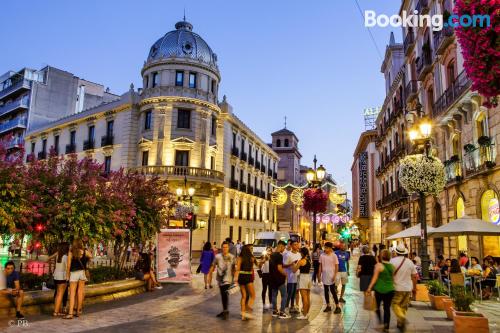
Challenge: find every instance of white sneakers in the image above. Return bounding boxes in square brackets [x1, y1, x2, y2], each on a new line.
[296, 314, 308, 320]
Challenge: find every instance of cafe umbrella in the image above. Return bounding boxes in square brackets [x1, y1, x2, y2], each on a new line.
[386, 224, 436, 240]
[428, 215, 500, 238]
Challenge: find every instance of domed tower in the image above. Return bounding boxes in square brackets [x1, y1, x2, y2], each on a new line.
[137, 20, 225, 230]
[141, 20, 220, 103]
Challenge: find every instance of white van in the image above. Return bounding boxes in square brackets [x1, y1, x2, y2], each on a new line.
[252, 231, 290, 258]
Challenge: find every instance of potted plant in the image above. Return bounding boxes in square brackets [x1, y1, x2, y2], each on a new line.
[443, 297, 454, 320]
[426, 280, 449, 310]
[450, 286, 489, 332]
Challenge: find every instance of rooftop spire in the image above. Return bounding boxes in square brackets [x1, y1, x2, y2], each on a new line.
[389, 31, 396, 46]
[284, 116, 287, 129]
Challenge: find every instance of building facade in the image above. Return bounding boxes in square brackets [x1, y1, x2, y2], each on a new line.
[0, 66, 117, 150]
[351, 130, 381, 244]
[24, 20, 278, 249]
[371, 0, 499, 259]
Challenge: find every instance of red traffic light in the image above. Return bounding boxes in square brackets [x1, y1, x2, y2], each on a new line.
[186, 213, 193, 220]
[35, 224, 44, 232]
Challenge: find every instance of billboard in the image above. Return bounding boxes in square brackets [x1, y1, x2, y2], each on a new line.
[157, 229, 191, 283]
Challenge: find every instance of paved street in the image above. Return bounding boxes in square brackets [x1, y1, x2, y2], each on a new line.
[6, 255, 498, 333]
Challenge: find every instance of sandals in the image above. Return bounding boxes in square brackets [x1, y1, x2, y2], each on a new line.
[62, 314, 73, 320]
[53, 312, 64, 317]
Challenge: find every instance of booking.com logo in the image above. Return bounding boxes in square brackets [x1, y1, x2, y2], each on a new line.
[365, 10, 491, 31]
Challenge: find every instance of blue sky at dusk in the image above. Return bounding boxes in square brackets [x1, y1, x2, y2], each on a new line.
[1, 0, 401, 196]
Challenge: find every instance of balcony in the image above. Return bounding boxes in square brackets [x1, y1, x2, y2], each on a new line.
[239, 183, 247, 192]
[247, 185, 254, 195]
[273, 172, 277, 180]
[0, 97, 29, 117]
[268, 169, 273, 177]
[6, 136, 23, 149]
[37, 151, 47, 160]
[240, 151, 247, 162]
[231, 147, 239, 157]
[260, 191, 266, 199]
[0, 79, 31, 101]
[135, 166, 225, 184]
[444, 156, 462, 183]
[415, 0, 429, 14]
[230, 179, 239, 190]
[403, 30, 415, 55]
[83, 139, 95, 151]
[255, 161, 261, 170]
[432, 70, 471, 118]
[378, 188, 408, 209]
[0, 117, 27, 134]
[433, 26, 454, 55]
[416, 48, 433, 80]
[65, 144, 76, 154]
[463, 139, 496, 177]
[405, 80, 418, 102]
[101, 135, 114, 147]
[248, 156, 255, 166]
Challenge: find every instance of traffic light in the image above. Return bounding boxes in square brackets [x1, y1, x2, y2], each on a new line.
[185, 213, 197, 230]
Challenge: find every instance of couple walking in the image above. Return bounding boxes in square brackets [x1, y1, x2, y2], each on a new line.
[364, 244, 417, 332]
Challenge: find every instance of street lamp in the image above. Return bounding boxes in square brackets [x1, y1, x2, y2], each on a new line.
[306, 155, 327, 246]
[408, 107, 433, 281]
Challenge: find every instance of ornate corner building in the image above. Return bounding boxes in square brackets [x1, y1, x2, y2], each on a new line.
[22, 20, 279, 249]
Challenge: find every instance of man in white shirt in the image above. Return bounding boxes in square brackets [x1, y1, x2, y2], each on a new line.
[318, 242, 341, 314]
[390, 244, 418, 331]
[411, 252, 422, 266]
[283, 239, 301, 313]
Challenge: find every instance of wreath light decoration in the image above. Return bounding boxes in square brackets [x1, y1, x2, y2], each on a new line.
[399, 154, 446, 195]
[271, 188, 288, 206]
[290, 188, 305, 206]
[329, 191, 346, 205]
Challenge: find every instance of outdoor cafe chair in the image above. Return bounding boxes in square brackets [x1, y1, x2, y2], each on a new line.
[448, 272, 470, 295]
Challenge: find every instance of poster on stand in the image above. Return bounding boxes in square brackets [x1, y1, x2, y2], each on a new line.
[157, 229, 191, 283]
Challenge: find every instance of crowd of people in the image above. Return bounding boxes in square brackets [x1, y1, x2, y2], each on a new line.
[208, 237, 351, 321]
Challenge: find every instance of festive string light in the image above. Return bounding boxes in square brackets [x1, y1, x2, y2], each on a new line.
[271, 188, 288, 206]
[290, 188, 305, 206]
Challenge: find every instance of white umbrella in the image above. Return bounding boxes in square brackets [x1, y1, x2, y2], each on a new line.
[386, 224, 435, 240]
[429, 215, 500, 238]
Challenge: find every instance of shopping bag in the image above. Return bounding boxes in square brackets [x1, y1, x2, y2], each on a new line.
[363, 292, 376, 311]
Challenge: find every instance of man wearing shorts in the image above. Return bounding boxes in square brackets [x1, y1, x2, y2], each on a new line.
[335, 242, 350, 303]
[0, 261, 25, 319]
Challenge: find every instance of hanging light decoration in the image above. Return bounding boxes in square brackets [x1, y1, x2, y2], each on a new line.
[329, 191, 346, 205]
[290, 188, 304, 206]
[271, 188, 288, 206]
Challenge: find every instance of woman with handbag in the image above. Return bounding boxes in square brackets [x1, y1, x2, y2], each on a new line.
[49, 242, 69, 316]
[365, 249, 395, 333]
[200, 242, 215, 289]
[63, 239, 92, 319]
[357, 245, 376, 292]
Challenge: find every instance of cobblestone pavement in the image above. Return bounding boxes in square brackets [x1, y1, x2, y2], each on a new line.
[2, 255, 500, 333]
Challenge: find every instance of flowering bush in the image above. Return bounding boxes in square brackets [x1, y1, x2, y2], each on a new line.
[303, 188, 328, 213]
[399, 155, 446, 195]
[454, 0, 499, 107]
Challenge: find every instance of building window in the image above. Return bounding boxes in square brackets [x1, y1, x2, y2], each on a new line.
[144, 76, 149, 88]
[142, 151, 149, 166]
[210, 156, 215, 170]
[152, 72, 159, 87]
[230, 199, 234, 218]
[31, 142, 35, 154]
[54, 135, 59, 155]
[175, 150, 189, 166]
[145, 110, 152, 130]
[175, 71, 184, 86]
[211, 80, 216, 94]
[211, 116, 217, 136]
[177, 109, 191, 129]
[107, 120, 114, 137]
[104, 156, 112, 173]
[42, 139, 47, 153]
[88, 125, 95, 142]
[189, 72, 196, 88]
[229, 226, 233, 240]
[276, 139, 281, 147]
[70, 130, 76, 146]
[284, 139, 289, 147]
[446, 61, 456, 88]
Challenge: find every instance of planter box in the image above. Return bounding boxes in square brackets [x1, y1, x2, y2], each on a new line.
[429, 294, 449, 310]
[442, 298, 454, 320]
[452, 308, 489, 333]
[415, 284, 430, 302]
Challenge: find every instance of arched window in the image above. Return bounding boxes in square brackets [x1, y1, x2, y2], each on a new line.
[276, 139, 281, 147]
[433, 203, 442, 227]
[475, 112, 488, 139]
[452, 134, 461, 157]
[456, 197, 465, 218]
[284, 139, 289, 147]
[446, 60, 456, 88]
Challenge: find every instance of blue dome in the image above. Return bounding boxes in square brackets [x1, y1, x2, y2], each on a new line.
[147, 21, 218, 70]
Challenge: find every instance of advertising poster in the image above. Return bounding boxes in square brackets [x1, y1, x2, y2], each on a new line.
[157, 229, 191, 283]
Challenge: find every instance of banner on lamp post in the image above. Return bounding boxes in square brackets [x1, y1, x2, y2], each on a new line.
[157, 229, 191, 283]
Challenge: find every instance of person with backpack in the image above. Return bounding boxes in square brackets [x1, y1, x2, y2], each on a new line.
[390, 244, 417, 331]
[366, 249, 395, 332]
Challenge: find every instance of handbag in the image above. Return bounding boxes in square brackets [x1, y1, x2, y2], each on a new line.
[196, 264, 202, 274]
[78, 257, 90, 281]
[257, 269, 263, 278]
[363, 291, 376, 311]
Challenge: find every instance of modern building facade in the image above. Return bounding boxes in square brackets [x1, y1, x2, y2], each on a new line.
[24, 20, 279, 249]
[0, 66, 117, 150]
[352, 129, 381, 244]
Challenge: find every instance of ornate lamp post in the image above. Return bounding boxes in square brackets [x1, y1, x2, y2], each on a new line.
[408, 107, 433, 281]
[305, 155, 326, 246]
